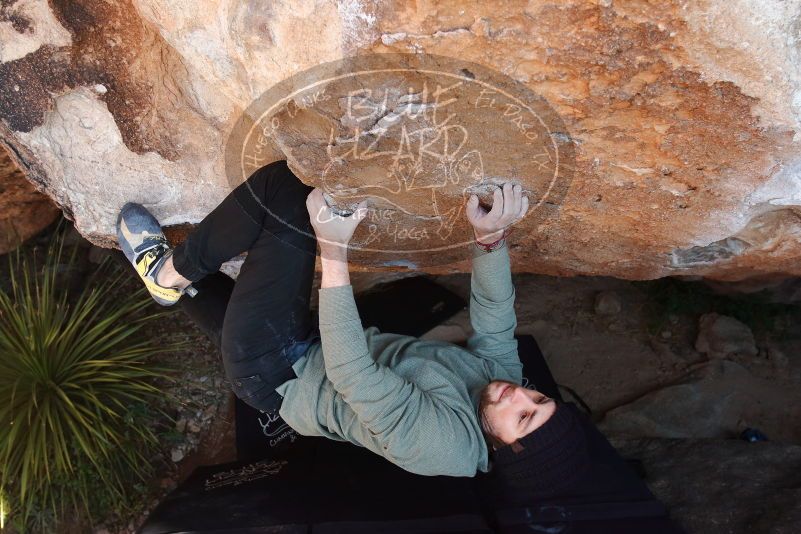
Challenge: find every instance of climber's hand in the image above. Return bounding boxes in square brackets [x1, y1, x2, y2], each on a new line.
[466, 183, 528, 244]
[306, 188, 369, 250]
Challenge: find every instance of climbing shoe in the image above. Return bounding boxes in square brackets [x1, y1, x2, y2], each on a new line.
[116, 202, 197, 306]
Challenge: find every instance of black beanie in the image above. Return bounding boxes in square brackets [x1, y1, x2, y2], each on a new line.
[489, 401, 591, 502]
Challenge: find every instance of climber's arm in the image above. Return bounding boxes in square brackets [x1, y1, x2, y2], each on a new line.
[466, 240, 522, 381]
[464, 184, 529, 381]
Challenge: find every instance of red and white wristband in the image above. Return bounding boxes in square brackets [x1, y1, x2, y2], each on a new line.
[475, 228, 512, 253]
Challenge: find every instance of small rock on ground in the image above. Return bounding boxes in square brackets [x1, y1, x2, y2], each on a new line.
[695, 313, 757, 359]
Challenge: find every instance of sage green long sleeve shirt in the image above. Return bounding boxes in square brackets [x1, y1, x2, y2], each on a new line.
[275, 241, 522, 477]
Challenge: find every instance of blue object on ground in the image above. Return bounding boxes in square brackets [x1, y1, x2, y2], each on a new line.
[740, 428, 768, 442]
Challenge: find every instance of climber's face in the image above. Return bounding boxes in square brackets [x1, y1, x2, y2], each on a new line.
[478, 380, 556, 447]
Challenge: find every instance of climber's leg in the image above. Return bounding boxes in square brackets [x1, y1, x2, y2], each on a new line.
[170, 161, 297, 282]
[117, 160, 308, 307]
[215, 162, 319, 416]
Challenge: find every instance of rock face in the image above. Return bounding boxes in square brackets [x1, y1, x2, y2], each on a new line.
[1, 0, 801, 278]
[599, 359, 801, 443]
[0, 145, 58, 253]
[614, 438, 801, 533]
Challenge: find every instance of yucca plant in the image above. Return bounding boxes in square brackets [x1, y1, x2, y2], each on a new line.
[0, 220, 182, 532]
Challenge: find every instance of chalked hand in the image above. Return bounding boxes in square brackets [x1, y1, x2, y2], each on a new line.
[306, 188, 369, 248]
[466, 183, 528, 244]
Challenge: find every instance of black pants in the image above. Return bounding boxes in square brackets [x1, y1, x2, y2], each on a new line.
[172, 160, 320, 415]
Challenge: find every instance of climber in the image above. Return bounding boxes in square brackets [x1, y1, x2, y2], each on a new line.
[116, 160, 589, 479]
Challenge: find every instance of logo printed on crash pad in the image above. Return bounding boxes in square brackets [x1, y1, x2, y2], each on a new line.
[204, 460, 288, 491]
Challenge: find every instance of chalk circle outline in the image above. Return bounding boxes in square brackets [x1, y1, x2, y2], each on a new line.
[224, 52, 574, 262]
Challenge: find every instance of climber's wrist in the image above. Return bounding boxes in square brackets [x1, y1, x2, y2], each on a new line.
[474, 228, 511, 252]
[473, 229, 503, 245]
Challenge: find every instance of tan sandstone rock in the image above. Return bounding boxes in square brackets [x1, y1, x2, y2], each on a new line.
[0, 0, 800, 278]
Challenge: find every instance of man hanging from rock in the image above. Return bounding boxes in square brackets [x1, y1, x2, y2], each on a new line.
[116, 160, 589, 480]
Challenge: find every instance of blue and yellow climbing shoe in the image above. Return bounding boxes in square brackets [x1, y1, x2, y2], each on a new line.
[116, 202, 197, 306]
